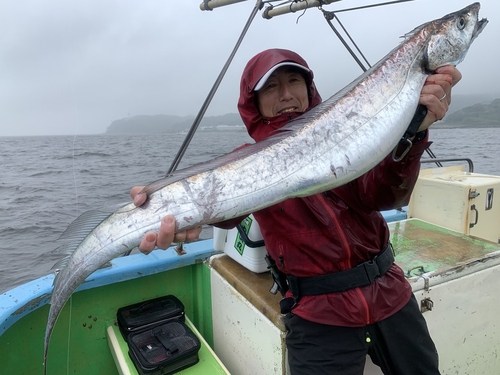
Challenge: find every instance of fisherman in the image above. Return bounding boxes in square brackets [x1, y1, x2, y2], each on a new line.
[132, 48, 461, 374]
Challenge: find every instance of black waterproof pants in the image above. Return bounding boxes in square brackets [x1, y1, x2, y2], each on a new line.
[284, 295, 440, 375]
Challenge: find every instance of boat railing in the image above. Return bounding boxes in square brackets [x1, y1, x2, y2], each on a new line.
[421, 158, 474, 173]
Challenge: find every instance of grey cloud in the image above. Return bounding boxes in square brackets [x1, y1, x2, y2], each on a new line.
[1, 0, 498, 136]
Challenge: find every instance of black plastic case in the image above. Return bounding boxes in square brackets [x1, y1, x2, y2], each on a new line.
[117, 295, 185, 338]
[127, 320, 201, 375]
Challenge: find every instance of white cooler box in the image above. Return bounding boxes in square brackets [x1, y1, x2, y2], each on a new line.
[213, 214, 268, 273]
[408, 165, 500, 243]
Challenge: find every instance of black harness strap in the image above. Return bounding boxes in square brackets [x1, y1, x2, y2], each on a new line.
[279, 243, 395, 314]
[392, 104, 428, 162]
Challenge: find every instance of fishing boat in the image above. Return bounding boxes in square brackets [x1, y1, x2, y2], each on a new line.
[1, 1, 498, 374]
[2, 162, 499, 375]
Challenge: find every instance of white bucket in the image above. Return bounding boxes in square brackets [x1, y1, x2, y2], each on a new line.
[220, 214, 268, 273]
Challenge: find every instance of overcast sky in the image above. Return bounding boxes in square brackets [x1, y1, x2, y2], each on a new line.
[0, 0, 497, 137]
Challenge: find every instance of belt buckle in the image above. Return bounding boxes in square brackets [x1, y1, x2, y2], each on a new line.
[362, 258, 381, 283]
[280, 297, 297, 314]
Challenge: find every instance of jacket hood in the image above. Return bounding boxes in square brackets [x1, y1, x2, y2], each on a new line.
[238, 48, 322, 142]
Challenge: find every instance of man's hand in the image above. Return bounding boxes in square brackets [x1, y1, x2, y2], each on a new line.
[417, 65, 462, 132]
[130, 186, 202, 254]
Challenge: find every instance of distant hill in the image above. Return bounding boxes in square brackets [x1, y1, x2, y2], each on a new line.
[447, 93, 499, 112]
[105, 94, 500, 134]
[437, 97, 500, 128]
[105, 113, 243, 134]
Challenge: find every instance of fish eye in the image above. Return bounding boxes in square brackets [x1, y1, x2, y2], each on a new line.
[457, 16, 466, 30]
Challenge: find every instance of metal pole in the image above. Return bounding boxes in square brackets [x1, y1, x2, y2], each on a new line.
[168, 0, 263, 175]
[200, 0, 248, 11]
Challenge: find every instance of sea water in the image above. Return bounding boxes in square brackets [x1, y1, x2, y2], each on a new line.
[1, 127, 498, 293]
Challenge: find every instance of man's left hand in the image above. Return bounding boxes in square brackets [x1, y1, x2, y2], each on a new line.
[417, 65, 462, 132]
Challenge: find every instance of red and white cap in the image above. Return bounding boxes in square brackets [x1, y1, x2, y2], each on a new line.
[253, 62, 310, 91]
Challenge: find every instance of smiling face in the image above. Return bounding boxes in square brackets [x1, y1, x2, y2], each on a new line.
[256, 66, 309, 118]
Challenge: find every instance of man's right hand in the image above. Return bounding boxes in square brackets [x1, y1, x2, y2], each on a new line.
[130, 186, 202, 254]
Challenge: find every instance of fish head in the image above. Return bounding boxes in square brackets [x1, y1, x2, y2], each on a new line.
[425, 2, 488, 71]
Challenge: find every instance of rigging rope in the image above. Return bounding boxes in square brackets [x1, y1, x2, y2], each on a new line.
[320, 8, 371, 72]
[317, 4, 442, 167]
[167, 0, 264, 175]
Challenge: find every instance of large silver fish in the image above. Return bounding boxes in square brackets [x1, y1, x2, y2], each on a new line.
[43, 3, 487, 372]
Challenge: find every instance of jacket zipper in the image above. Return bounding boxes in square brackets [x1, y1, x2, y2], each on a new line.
[317, 193, 371, 324]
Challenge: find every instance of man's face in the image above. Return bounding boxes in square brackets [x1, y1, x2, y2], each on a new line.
[256, 66, 309, 118]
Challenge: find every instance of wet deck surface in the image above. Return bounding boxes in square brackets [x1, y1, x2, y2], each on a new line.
[389, 219, 500, 277]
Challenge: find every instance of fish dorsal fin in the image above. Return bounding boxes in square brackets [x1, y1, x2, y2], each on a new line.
[50, 204, 127, 273]
[402, 20, 432, 40]
[50, 250, 72, 272]
[57, 207, 119, 241]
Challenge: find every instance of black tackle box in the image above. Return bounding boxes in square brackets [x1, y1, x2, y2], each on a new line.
[117, 295, 185, 338]
[128, 320, 201, 375]
[117, 295, 201, 375]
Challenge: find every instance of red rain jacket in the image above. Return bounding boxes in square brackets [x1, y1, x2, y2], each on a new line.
[218, 48, 431, 326]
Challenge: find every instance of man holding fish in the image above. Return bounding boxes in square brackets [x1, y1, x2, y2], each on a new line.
[41, 4, 488, 374]
[131, 46, 459, 374]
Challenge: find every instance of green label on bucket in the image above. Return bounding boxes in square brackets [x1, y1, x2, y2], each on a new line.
[234, 216, 253, 255]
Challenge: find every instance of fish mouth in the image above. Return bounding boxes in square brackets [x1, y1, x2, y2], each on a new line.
[474, 17, 488, 39]
[471, 3, 488, 41]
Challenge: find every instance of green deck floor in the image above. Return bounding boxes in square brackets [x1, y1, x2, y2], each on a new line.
[389, 219, 500, 277]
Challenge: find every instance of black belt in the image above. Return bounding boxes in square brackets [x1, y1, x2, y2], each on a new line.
[286, 243, 394, 298]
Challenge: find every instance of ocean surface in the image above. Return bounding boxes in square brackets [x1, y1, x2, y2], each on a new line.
[1, 128, 499, 293]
